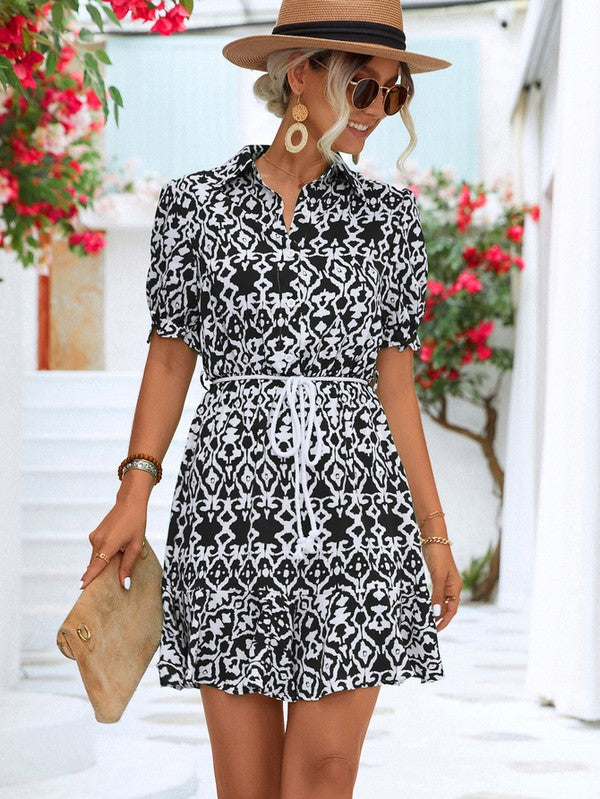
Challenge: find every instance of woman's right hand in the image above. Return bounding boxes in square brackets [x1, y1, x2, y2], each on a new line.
[80, 499, 148, 591]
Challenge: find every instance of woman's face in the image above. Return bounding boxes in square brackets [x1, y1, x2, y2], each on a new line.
[290, 54, 403, 156]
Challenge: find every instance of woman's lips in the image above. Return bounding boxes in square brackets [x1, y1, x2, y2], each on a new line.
[346, 124, 370, 138]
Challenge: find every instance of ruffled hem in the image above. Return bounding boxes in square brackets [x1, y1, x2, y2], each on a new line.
[156, 664, 445, 703]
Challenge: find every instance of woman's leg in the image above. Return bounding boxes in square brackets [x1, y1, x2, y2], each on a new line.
[280, 685, 381, 799]
[199, 685, 285, 799]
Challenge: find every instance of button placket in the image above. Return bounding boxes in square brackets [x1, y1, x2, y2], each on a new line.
[280, 244, 298, 313]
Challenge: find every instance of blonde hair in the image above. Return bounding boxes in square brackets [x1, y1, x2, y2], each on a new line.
[252, 48, 417, 178]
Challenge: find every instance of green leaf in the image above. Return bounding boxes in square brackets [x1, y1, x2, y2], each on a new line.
[86, 3, 104, 32]
[78, 27, 94, 42]
[45, 49, 58, 77]
[101, 3, 121, 25]
[95, 48, 112, 65]
[0, 55, 22, 91]
[51, 2, 64, 30]
[108, 85, 123, 107]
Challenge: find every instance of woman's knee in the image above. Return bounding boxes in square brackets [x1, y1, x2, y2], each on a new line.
[313, 752, 358, 789]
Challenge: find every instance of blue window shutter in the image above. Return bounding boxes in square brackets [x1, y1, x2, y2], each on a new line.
[105, 35, 241, 180]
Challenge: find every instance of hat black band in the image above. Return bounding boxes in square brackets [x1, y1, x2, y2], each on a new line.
[271, 20, 407, 51]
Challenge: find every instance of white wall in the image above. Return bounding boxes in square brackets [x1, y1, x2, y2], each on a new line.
[405, 3, 527, 185]
[0, 252, 24, 689]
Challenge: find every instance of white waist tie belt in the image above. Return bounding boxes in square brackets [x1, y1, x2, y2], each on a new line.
[211, 374, 370, 560]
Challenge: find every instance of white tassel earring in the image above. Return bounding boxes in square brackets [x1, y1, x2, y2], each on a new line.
[284, 94, 309, 153]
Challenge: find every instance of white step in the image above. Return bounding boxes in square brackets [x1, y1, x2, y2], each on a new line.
[24, 570, 83, 606]
[20, 434, 189, 470]
[22, 530, 167, 571]
[21, 406, 199, 438]
[19, 371, 189, 661]
[22, 369, 204, 408]
[0, 697, 198, 796]
[21, 467, 182, 504]
[0, 692, 95, 786]
[22, 499, 172, 534]
[22, 603, 79, 653]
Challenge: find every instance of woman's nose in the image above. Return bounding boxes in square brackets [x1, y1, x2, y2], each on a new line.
[369, 88, 388, 119]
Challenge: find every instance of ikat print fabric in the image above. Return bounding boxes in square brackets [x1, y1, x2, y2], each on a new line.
[146, 142, 444, 701]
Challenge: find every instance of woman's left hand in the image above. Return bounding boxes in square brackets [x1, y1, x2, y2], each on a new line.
[421, 544, 463, 632]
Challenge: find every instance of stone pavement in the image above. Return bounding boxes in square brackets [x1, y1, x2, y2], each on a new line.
[17, 601, 600, 798]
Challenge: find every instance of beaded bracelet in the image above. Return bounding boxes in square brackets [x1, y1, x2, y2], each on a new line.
[118, 452, 163, 484]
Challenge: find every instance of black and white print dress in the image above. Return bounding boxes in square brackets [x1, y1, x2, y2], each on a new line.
[146, 142, 444, 702]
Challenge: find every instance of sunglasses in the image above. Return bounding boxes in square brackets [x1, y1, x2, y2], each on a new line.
[313, 59, 410, 116]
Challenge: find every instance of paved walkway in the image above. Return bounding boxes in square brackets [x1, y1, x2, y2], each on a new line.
[18, 602, 600, 798]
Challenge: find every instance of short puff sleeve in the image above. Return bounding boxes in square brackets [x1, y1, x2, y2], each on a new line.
[146, 178, 201, 354]
[379, 187, 428, 352]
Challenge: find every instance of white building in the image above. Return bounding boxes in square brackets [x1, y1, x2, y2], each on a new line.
[499, 0, 600, 720]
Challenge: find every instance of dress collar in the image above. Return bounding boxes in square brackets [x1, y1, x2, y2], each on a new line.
[215, 143, 365, 198]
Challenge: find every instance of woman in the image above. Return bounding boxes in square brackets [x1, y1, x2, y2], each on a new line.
[81, 1, 463, 796]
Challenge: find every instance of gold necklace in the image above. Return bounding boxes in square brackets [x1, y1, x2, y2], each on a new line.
[261, 154, 328, 189]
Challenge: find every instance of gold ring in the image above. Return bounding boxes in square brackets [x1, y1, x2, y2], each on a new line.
[444, 595, 459, 603]
[95, 552, 111, 564]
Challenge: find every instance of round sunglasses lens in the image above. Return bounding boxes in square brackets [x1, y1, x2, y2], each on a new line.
[352, 78, 379, 109]
[385, 85, 408, 115]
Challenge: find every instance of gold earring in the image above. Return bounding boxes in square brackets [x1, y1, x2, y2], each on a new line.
[284, 94, 309, 153]
[352, 153, 360, 165]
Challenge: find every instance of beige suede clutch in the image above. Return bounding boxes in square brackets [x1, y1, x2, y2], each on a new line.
[56, 539, 164, 724]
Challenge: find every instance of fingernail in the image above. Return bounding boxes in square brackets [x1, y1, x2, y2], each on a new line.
[432, 603, 441, 616]
[123, 576, 131, 590]
[79, 580, 84, 590]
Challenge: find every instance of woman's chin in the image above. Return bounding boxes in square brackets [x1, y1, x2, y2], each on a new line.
[336, 137, 365, 157]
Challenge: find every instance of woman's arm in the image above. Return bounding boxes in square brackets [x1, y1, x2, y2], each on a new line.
[375, 346, 443, 526]
[80, 330, 198, 589]
[375, 345, 462, 631]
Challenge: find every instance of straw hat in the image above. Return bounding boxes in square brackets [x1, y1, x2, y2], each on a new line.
[222, 0, 452, 74]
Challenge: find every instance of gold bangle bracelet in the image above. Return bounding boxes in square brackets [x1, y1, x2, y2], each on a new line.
[418, 509, 445, 529]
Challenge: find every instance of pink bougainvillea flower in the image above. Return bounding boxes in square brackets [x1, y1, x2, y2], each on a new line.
[466, 320, 494, 346]
[407, 183, 420, 197]
[419, 341, 435, 363]
[151, 3, 190, 34]
[506, 224, 523, 243]
[456, 183, 487, 232]
[427, 279, 445, 297]
[477, 344, 493, 361]
[68, 229, 106, 254]
[13, 50, 44, 89]
[462, 246, 484, 268]
[452, 269, 483, 294]
[483, 243, 512, 274]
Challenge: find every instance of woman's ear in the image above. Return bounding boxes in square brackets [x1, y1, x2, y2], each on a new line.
[286, 53, 308, 98]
